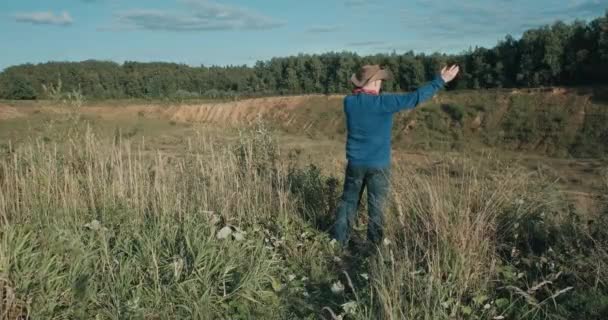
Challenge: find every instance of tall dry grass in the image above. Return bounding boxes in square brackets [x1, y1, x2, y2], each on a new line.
[0, 123, 305, 319]
[370, 158, 525, 319]
[369, 158, 608, 320]
[0, 117, 605, 319]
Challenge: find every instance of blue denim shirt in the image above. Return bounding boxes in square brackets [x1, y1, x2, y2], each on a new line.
[344, 76, 445, 168]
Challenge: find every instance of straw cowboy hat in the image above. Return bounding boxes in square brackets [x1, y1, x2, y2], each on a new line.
[350, 65, 394, 87]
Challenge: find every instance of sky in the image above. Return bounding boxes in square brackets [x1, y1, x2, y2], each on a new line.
[0, 0, 607, 70]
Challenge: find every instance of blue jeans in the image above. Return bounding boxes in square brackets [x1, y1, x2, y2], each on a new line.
[332, 164, 390, 246]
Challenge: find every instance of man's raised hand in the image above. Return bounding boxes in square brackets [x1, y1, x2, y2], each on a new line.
[440, 65, 460, 83]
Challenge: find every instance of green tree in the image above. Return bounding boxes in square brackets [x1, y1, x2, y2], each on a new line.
[398, 53, 425, 90]
[0, 74, 37, 100]
[1, 14, 608, 98]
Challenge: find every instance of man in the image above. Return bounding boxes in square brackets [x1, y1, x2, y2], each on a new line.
[332, 64, 460, 247]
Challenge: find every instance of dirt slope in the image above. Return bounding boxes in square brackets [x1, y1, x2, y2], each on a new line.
[77, 95, 343, 126]
[0, 104, 24, 120]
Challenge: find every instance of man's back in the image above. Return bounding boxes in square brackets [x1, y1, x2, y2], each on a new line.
[344, 77, 445, 168]
[344, 94, 395, 168]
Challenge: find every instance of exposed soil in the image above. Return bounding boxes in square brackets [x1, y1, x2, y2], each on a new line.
[0, 104, 24, 120]
[70, 95, 343, 126]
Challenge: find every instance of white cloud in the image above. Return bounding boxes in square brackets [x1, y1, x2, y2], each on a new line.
[15, 11, 73, 26]
[345, 0, 367, 6]
[109, 0, 284, 32]
[406, 0, 608, 34]
[347, 41, 386, 47]
[344, 0, 385, 9]
[398, 0, 608, 52]
[307, 25, 342, 33]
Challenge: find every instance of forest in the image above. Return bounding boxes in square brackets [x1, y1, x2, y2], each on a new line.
[1, 12, 607, 100]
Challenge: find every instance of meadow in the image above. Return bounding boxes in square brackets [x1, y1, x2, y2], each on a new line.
[1, 89, 607, 319]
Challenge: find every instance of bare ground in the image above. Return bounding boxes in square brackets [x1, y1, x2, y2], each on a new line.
[0, 104, 24, 120]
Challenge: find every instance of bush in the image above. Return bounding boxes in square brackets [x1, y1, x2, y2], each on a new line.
[501, 95, 538, 145]
[172, 89, 200, 100]
[569, 109, 608, 157]
[234, 118, 279, 178]
[493, 179, 608, 320]
[441, 103, 465, 123]
[1, 76, 37, 100]
[287, 164, 339, 231]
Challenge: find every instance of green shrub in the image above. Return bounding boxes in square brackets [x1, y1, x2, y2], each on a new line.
[501, 96, 538, 145]
[500, 96, 570, 155]
[287, 164, 339, 231]
[494, 180, 608, 320]
[471, 104, 487, 112]
[441, 103, 465, 124]
[569, 109, 608, 157]
[234, 118, 279, 178]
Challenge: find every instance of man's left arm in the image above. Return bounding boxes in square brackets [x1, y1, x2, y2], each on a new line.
[377, 65, 460, 113]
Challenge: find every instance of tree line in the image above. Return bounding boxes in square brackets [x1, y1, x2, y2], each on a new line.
[1, 12, 607, 100]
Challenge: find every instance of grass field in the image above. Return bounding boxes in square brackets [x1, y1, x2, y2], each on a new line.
[1, 92, 607, 319]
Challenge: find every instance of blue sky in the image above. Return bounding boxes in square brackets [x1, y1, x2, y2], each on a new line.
[1, 0, 607, 70]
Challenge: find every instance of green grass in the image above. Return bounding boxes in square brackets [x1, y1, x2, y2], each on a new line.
[0, 122, 334, 319]
[2, 90, 608, 318]
[1, 114, 607, 319]
[273, 89, 608, 158]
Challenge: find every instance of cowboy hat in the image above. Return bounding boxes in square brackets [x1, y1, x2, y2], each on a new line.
[351, 65, 394, 87]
